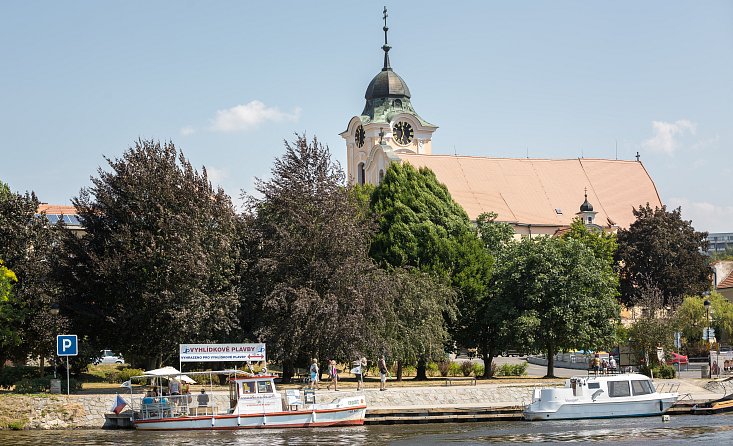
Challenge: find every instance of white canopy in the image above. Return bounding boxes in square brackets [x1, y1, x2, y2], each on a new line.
[142, 366, 197, 384]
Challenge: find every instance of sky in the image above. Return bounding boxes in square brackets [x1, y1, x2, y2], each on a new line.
[1, 1, 731, 233]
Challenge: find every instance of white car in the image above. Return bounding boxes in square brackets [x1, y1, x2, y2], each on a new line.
[96, 350, 125, 364]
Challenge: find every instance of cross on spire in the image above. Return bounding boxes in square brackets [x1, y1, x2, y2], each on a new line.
[635, 151, 640, 162]
[382, 6, 392, 71]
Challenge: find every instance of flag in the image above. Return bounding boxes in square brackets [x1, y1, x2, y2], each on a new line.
[120, 380, 131, 389]
[111, 394, 128, 414]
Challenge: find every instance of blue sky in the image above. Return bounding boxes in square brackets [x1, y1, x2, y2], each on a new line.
[1, 1, 731, 232]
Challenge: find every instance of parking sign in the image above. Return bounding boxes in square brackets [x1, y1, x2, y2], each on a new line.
[57, 335, 78, 356]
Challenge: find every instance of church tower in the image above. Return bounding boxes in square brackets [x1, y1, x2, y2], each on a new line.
[577, 188, 599, 227]
[340, 7, 437, 185]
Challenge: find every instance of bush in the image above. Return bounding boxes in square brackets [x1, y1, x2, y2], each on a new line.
[460, 361, 474, 377]
[402, 365, 416, 377]
[426, 362, 439, 377]
[0, 366, 38, 390]
[13, 376, 83, 393]
[639, 364, 676, 379]
[437, 361, 450, 377]
[448, 362, 461, 377]
[104, 368, 144, 384]
[496, 362, 528, 376]
[472, 363, 485, 377]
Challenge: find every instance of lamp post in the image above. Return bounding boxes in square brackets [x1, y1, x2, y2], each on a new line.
[49, 302, 60, 379]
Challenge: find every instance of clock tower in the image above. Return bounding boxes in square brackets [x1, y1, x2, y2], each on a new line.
[340, 7, 437, 185]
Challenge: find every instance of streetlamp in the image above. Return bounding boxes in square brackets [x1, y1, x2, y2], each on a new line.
[49, 303, 60, 379]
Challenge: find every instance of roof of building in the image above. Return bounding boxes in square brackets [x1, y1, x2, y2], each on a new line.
[365, 69, 411, 100]
[396, 154, 662, 228]
[718, 269, 733, 290]
[37, 204, 77, 215]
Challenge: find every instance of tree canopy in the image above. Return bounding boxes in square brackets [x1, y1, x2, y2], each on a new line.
[59, 140, 240, 368]
[492, 236, 620, 377]
[240, 135, 392, 378]
[616, 204, 709, 307]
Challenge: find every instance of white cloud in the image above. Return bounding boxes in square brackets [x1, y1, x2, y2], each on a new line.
[180, 126, 196, 136]
[667, 197, 733, 233]
[642, 119, 697, 154]
[209, 100, 301, 132]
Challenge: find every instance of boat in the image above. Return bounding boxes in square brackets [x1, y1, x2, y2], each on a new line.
[130, 370, 367, 430]
[691, 394, 733, 415]
[523, 373, 678, 420]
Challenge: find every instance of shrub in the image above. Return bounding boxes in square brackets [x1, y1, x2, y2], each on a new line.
[104, 368, 144, 384]
[472, 363, 485, 377]
[402, 365, 416, 377]
[448, 362, 461, 377]
[639, 364, 676, 379]
[460, 361, 474, 377]
[437, 361, 450, 377]
[496, 362, 528, 376]
[13, 376, 83, 393]
[426, 362, 439, 377]
[0, 366, 38, 390]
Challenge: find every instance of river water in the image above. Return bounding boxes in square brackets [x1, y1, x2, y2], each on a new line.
[1, 414, 732, 445]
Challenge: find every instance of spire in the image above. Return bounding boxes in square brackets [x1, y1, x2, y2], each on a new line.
[382, 6, 391, 71]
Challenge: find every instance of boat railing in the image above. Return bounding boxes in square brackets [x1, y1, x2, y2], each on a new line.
[655, 382, 680, 394]
[137, 394, 220, 420]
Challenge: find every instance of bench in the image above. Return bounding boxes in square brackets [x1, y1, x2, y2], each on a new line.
[445, 377, 477, 386]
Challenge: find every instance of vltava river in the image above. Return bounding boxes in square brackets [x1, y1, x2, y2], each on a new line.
[1, 414, 732, 445]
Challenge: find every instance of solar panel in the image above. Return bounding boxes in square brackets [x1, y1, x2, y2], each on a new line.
[47, 215, 59, 224]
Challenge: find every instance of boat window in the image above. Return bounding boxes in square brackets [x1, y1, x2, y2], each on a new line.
[631, 380, 653, 396]
[257, 380, 273, 394]
[588, 382, 600, 389]
[241, 381, 255, 394]
[608, 380, 631, 397]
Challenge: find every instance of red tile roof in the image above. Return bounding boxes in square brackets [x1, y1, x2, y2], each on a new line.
[37, 204, 77, 215]
[718, 269, 733, 290]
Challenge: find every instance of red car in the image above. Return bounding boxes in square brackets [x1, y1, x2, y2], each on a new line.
[666, 352, 689, 365]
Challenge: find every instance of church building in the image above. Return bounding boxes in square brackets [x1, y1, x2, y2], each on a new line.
[341, 9, 662, 237]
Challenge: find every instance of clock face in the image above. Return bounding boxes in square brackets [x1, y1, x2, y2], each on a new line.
[355, 125, 365, 148]
[393, 121, 414, 145]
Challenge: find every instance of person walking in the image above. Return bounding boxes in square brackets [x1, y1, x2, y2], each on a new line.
[326, 359, 339, 391]
[352, 357, 366, 391]
[378, 355, 388, 391]
[309, 358, 320, 390]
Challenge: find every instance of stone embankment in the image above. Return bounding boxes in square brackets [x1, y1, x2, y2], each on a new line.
[0, 378, 720, 429]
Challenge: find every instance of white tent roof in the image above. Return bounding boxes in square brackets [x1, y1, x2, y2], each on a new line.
[142, 366, 197, 384]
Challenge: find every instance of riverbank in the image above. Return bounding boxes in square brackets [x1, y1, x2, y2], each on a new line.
[0, 376, 724, 430]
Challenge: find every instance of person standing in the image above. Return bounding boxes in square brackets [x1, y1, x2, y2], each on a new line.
[352, 357, 366, 391]
[309, 358, 320, 390]
[592, 354, 601, 376]
[326, 359, 339, 391]
[378, 355, 388, 391]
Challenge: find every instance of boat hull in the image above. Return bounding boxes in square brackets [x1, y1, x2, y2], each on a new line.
[134, 406, 367, 430]
[524, 396, 677, 421]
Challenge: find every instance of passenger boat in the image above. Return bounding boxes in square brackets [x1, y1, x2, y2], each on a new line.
[131, 371, 366, 430]
[524, 373, 678, 420]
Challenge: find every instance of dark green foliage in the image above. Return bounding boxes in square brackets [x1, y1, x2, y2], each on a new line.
[0, 182, 62, 365]
[0, 366, 38, 389]
[616, 204, 709, 307]
[368, 163, 493, 360]
[492, 237, 620, 377]
[13, 376, 83, 394]
[240, 135, 391, 378]
[476, 212, 514, 256]
[639, 364, 676, 379]
[59, 140, 240, 367]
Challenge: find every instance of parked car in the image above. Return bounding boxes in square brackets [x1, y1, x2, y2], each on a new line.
[95, 349, 125, 365]
[666, 352, 688, 365]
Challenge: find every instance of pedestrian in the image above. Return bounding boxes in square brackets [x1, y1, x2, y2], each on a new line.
[592, 353, 601, 376]
[352, 357, 366, 391]
[378, 355, 388, 391]
[309, 358, 320, 390]
[327, 359, 339, 391]
[609, 355, 617, 373]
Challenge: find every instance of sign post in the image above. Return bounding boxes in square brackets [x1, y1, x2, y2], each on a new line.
[56, 335, 78, 395]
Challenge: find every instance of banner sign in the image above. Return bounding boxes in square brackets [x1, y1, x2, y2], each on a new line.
[179, 343, 266, 362]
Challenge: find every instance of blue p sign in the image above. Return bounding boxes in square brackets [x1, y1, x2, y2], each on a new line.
[57, 335, 78, 356]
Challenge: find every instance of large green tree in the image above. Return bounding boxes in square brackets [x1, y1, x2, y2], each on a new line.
[616, 204, 709, 307]
[368, 163, 494, 377]
[492, 237, 620, 377]
[59, 140, 240, 368]
[240, 135, 391, 380]
[0, 182, 62, 368]
[675, 292, 733, 355]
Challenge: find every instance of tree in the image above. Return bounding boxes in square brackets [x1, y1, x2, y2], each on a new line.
[368, 163, 494, 377]
[492, 237, 620, 377]
[240, 135, 391, 380]
[476, 212, 514, 255]
[561, 218, 617, 265]
[59, 140, 240, 368]
[675, 292, 733, 355]
[381, 268, 457, 381]
[616, 204, 710, 307]
[628, 280, 676, 366]
[0, 182, 62, 368]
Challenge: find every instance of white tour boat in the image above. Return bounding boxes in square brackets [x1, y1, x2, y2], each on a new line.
[524, 372, 678, 421]
[132, 371, 366, 430]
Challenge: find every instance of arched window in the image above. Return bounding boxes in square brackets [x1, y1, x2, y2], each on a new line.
[378, 169, 385, 184]
[394, 99, 402, 109]
[587, 216, 593, 224]
[358, 162, 365, 185]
